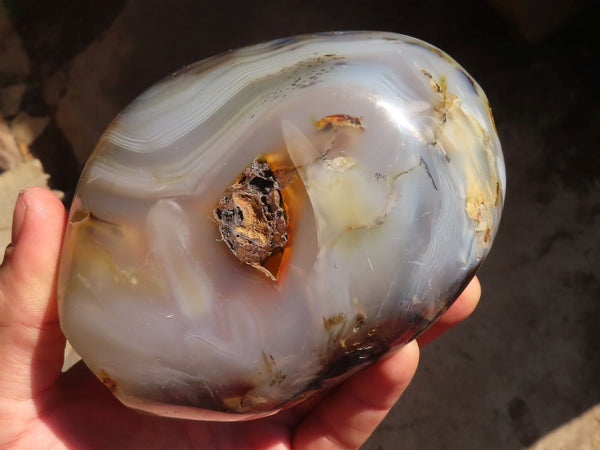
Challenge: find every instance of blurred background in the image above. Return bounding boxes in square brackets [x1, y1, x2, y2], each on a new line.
[0, 0, 598, 448]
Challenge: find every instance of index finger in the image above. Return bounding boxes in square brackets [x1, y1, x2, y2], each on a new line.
[416, 276, 481, 347]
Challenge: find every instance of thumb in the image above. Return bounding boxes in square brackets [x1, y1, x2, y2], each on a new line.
[0, 187, 67, 400]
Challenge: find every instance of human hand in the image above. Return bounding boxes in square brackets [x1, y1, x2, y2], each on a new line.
[0, 187, 481, 449]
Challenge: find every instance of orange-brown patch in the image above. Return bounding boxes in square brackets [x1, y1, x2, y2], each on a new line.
[315, 114, 364, 130]
[100, 370, 117, 393]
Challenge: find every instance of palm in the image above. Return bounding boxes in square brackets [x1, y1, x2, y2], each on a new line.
[28, 363, 304, 448]
[29, 363, 297, 448]
[0, 188, 480, 449]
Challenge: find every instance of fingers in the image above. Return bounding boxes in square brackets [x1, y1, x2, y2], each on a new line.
[0, 187, 67, 398]
[293, 341, 419, 450]
[1, 187, 67, 325]
[416, 276, 481, 347]
[290, 278, 480, 448]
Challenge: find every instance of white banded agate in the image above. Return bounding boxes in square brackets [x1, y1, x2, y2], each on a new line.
[58, 31, 505, 420]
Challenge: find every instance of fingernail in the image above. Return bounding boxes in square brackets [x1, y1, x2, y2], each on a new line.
[11, 191, 27, 244]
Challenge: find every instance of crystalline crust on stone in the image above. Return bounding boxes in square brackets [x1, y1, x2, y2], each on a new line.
[57, 31, 505, 420]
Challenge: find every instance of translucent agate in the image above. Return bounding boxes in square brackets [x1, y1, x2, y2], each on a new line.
[58, 31, 505, 420]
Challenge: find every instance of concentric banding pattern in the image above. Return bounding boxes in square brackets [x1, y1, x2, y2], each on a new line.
[58, 31, 505, 419]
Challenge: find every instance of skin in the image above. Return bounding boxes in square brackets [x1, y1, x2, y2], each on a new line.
[0, 187, 481, 449]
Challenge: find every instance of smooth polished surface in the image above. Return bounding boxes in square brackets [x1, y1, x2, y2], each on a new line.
[57, 31, 504, 420]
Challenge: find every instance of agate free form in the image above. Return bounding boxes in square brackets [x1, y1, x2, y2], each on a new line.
[58, 31, 505, 420]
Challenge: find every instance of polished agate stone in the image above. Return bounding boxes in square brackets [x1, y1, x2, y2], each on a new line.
[57, 31, 505, 420]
